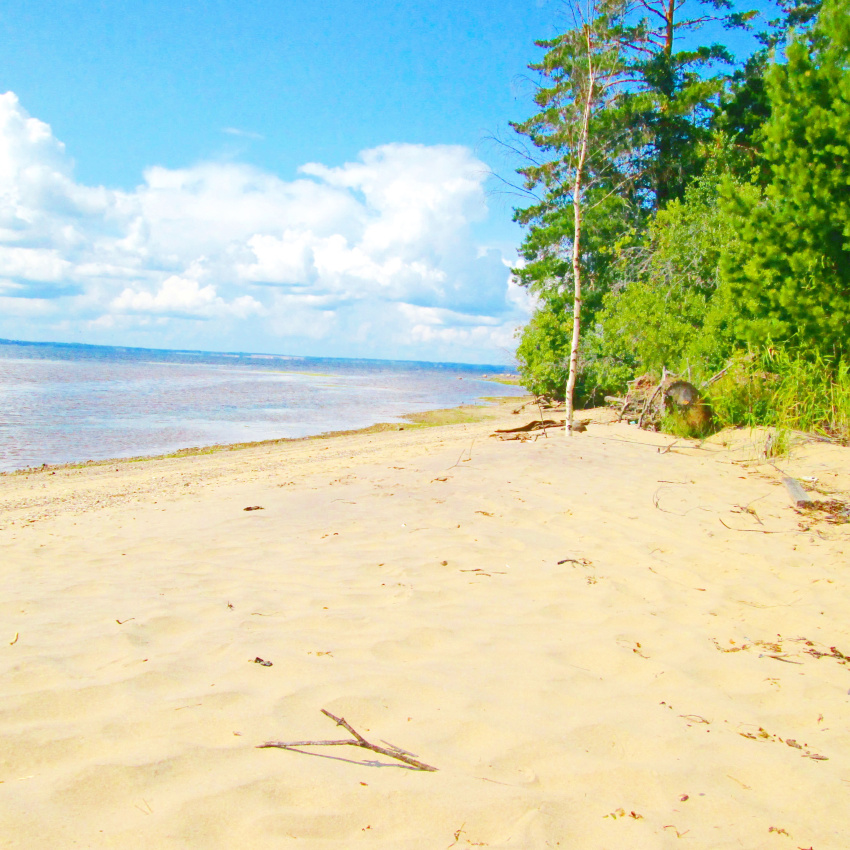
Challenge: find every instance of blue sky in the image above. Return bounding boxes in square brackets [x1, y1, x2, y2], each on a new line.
[3, 1, 554, 193]
[0, 0, 771, 364]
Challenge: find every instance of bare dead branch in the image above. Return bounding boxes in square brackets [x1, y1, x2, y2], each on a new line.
[638, 370, 667, 429]
[702, 363, 732, 389]
[258, 709, 438, 772]
[635, 0, 672, 25]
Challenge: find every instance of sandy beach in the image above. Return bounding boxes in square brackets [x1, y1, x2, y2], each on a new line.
[2, 397, 849, 849]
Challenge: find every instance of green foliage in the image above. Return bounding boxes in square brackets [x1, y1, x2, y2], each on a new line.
[511, 0, 753, 294]
[511, 0, 850, 445]
[623, 25, 743, 207]
[592, 174, 749, 379]
[660, 407, 715, 439]
[513, 189, 641, 317]
[515, 292, 627, 403]
[707, 348, 850, 442]
[511, 0, 645, 319]
[514, 294, 571, 398]
[704, 354, 776, 428]
[720, 0, 850, 359]
[510, 0, 754, 403]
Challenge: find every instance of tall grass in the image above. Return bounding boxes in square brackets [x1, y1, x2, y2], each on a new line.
[707, 349, 850, 444]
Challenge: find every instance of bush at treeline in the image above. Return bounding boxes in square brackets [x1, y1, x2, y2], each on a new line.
[511, 0, 849, 439]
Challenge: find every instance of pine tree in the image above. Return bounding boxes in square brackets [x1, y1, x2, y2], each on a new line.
[623, 0, 755, 207]
[720, 0, 850, 358]
[717, 0, 823, 173]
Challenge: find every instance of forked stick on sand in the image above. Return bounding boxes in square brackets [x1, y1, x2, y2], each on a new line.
[257, 708, 438, 772]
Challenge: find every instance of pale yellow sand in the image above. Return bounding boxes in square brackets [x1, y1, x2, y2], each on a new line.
[2, 400, 849, 849]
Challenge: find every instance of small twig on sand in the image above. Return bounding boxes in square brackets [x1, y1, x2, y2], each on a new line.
[652, 487, 685, 514]
[257, 709, 438, 772]
[449, 439, 475, 469]
[718, 517, 783, 534]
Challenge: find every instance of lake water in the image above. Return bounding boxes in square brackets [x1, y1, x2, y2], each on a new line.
[0, 339, 523, 472]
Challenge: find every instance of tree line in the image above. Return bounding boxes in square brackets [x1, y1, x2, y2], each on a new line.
[510, 0, 849, 439]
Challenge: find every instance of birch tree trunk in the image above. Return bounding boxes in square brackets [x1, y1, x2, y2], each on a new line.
[565, 55, 595, 436]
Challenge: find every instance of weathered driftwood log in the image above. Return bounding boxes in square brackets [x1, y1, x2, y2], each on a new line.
[491, 418, 591, 440]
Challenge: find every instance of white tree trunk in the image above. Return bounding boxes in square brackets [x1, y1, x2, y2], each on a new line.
[565, 62, 594, 436]
[565, 179, 582, 435]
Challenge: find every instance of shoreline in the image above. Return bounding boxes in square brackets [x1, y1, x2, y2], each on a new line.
[0, 393, 530, 477]
[0, 396, 547, 531]
[2, 404, 849, 847]
[1, 339, 523, 476]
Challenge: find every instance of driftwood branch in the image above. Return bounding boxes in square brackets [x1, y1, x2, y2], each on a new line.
[257, 709, 438, 772]
[638, 369, 667, 429]
[781, 475, 813, 508]
[493, 419, 566, 433]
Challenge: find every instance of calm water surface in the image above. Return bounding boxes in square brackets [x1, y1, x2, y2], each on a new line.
[0, 340, 522, 472]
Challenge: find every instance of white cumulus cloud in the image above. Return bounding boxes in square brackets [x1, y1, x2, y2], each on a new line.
[112, 275, 264, 320]
[0, 92, 530, 362]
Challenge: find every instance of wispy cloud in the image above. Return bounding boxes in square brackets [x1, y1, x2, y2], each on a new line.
[222, 126, 265, 140]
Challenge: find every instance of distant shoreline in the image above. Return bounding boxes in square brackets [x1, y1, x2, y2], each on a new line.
[0, 336, 517, 373]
